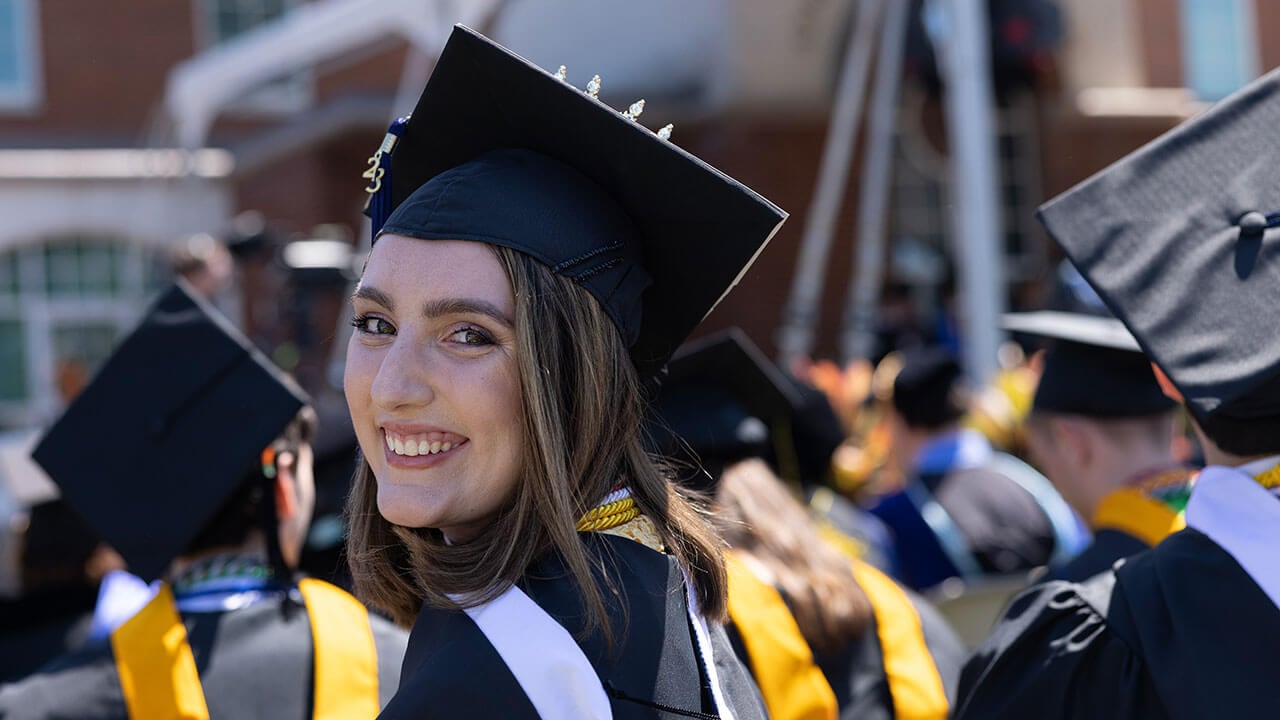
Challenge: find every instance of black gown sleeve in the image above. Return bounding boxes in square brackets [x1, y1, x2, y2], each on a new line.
[907, 591, 966, 704]
[704, 619, 768, 720]
[951, 576, 1169, 720]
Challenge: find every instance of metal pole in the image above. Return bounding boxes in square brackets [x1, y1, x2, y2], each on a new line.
[940, 0, 1003, 383]
[776, 0, 885, 367]
[840, 0, 912, 363]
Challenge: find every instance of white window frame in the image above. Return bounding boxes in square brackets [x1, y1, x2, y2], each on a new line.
[192, 0, 313, 116]
[0, 238, 159, 428]
[0, 0, 43, 112]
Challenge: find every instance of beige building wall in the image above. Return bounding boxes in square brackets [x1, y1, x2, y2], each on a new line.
[1057, 0, 1146, 90]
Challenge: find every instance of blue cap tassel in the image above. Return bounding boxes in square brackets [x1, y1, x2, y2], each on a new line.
[362, 116, 409, 243]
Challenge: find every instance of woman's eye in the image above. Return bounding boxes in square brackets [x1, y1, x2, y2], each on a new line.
[352, 315, 395, 335]
[448, 327, 493, 346]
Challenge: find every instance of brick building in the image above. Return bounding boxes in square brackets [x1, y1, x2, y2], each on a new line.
[0, 0, 1273, 433]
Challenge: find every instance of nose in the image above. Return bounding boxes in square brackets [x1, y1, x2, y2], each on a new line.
[369, 334, 437, 413]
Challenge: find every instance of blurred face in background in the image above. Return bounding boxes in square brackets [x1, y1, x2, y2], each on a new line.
[344, 236, 524, 542]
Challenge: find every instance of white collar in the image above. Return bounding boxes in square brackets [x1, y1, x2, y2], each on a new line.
[1233, 453, 1280, 478]
[1184, 464, 1280, 612]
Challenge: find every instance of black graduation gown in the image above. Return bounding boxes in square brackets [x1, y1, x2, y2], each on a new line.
[952, 528, 1280, 720]
[0, 589, 408, 719]
[381, 533, 767, 719]
[0, 586, 96, 684]
[1047, 528, 1149, 583]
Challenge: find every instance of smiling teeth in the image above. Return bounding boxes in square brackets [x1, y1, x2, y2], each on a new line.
[385, 432, 458, 457]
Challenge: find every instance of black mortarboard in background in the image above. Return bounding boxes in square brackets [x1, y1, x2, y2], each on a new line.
[1038, 66, 1280, 429]
[891, 347, 967, 429]
[1003, 311, 1176, 418]
[364, 25, 786, 380]
[31, 281, 309, 582]
[650, 329, 802, 492]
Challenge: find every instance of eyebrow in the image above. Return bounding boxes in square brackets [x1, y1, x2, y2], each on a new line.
[353, 286, 514, 327]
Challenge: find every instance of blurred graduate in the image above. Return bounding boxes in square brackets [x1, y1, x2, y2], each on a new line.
[868, 347, 1085, 591]
[652, 329, 966, 720]
[1005, 310, 1189, 582]
[954, 65, 1280, 719]
[0, 281, 407, 719]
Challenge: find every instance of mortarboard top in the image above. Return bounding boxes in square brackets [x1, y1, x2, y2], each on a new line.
[31, 281, 309, 582]
[1037, 66, 1280, 426]
[649, 329, 802, 490]
[1003, 311, 1176, 418]
[365, 25, 787, 380]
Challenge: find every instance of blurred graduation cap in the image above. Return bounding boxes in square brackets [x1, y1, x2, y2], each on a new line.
[650, 329, 807, 491]
[1038, 67, 1280, 430]
[1003, 311, 1176, 417]
[30, 281, 309, 582]
[891, 347, 967, 429]
[363, 25, 786, 380]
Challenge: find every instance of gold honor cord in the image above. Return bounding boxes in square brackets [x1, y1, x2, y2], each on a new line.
[577, 492, 665, 552]
[1254, 463, 1280, 491]
[112, 580, 380, 720]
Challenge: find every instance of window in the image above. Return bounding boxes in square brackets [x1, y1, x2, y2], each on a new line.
[0, 237, 165, 427]
[0, 0, 41, 111]
[1180, 0, 1257, 101]
[195, 0, 311, 114]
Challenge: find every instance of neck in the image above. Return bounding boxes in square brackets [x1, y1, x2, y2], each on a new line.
[1114, 449, 1183, 487]
[1193, 424, 1277, 468]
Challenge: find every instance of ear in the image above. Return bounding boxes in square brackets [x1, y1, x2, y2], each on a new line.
[273, 451, 298, 521]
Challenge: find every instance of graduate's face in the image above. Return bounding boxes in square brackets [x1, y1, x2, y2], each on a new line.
[345, 236, 524, 541]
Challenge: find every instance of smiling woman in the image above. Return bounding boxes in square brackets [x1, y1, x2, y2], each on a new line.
[342, 26, 787, 719]
[346, 237, 524, 539]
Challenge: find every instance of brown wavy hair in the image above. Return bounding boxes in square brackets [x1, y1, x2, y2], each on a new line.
[715, 459, 873, 655]
[345, 244, 727, 638]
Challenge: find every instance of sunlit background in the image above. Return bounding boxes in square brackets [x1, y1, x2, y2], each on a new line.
[0, 0, 1268, 594]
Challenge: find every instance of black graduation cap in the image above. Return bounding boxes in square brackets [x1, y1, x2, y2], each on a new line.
[1038, 66, 1280, 427]
[649, 329, 802, 491]
[364, 25, 787, 379]
[30, 281, 309, 582]
[891, 347, 967, 429]
[1003, 311, 1176, 417]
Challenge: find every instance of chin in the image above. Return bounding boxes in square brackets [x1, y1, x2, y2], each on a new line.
[375, 484, 440, 529]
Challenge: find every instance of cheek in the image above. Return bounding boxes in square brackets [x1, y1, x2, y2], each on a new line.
[344, 340, 378, 408]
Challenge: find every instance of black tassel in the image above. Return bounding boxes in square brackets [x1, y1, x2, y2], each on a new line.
[362, 116, 409, 244]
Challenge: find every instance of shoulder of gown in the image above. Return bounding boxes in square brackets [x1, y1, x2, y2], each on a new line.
[387, 533, 767, 720]
[955, 528, 1280, 720]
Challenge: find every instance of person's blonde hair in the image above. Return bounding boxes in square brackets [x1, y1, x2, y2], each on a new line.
[345, 244, 727, 637]
[716, 458, 873, 655]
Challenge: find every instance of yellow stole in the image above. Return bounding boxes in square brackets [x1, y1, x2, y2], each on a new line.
[724, 552, 839, 720]
[1091, 488, 1187, 548]
[111, 579, 380, 720]
[818, 526, 950, 719]
[849, 560, 950, 720]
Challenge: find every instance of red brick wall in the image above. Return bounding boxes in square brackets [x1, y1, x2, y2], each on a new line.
[676, 119, 866, 362]
[1136, 0, 1183, 87]
[0, 0, 196, 140]
[1253, 0, 1280, 74]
